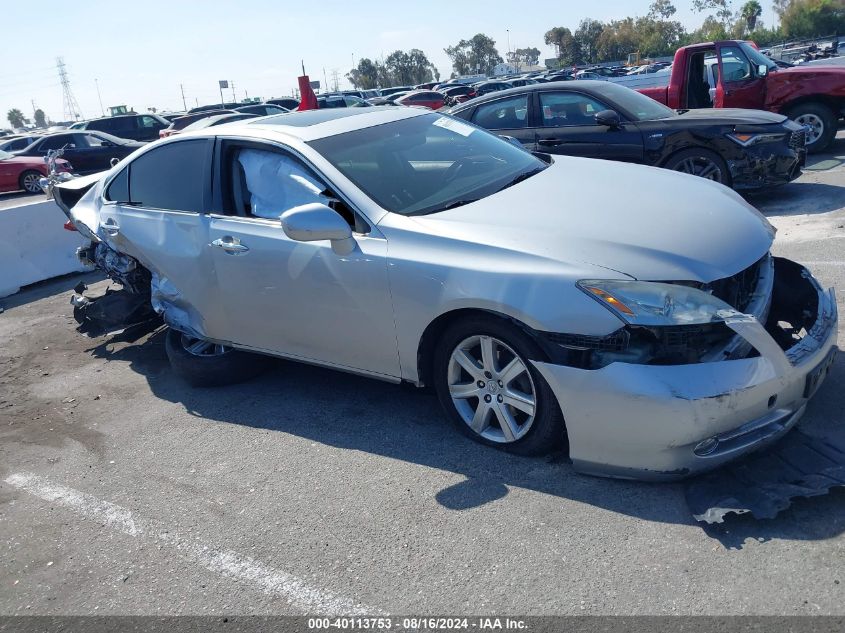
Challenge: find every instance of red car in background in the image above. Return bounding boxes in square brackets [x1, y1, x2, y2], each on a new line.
[0, 149, 71, 194]
[395, 90, 447, 110]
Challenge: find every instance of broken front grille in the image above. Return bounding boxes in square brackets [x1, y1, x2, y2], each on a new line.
[789, 129, 806, 151]
[705, 255, 767, 313]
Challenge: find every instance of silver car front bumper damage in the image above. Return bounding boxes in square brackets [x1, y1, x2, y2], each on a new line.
[532, 260, 838, 481]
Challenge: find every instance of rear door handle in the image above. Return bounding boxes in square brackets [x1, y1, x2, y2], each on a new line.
[538, 138, 565, 147]
[99, 219, 120, 235]
[211, 236, 249, 254]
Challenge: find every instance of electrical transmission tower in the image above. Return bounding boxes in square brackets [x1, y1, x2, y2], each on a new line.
[56, 57, 83, 121]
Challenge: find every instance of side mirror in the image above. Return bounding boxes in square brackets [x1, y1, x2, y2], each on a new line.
[757, 64, 769, 77]
[281, 203, 355, 255]
[595, 110, 621, 128]
[498, 135, 524, 149]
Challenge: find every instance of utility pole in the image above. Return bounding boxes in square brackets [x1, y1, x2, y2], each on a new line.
[180, 84, 187, 111]
[230, 81, 236, 103]
[323, 67, 328, 93]
[94, 78, 105, 116]
[56, 57, 83, 121]
[330, 68, 340, 92]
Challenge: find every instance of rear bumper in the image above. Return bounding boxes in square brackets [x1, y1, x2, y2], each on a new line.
[532, 259, 837, 481]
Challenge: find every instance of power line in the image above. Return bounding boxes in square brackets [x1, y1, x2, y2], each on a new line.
[57, 57, 83, 121]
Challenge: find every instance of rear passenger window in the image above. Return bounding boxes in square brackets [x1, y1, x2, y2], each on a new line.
[105, 140, 208, 211]
[471, 95, 529, 130]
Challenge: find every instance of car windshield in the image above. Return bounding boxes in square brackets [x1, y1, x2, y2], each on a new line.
[740, 41, 778, 72]
[309, 113, 547, 216]
[591, 82, 677, 121]
[0, 149, 13, 160]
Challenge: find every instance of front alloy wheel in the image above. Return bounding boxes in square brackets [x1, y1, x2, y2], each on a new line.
[447, 335, 537, 443]
[433, 316, 565, 456]
[20, 170, 43, 194]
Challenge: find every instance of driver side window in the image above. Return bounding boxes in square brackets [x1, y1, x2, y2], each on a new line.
[718, 46, 752, 82]
[222, 144, 364, 232]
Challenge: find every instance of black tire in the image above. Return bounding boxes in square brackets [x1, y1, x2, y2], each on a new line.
[787, 102, 837, 154]
[18, 170, 42, 194]
[164, 327, 271, 388]
[433, 315, 565, 456]
[663, 148, 731, 186]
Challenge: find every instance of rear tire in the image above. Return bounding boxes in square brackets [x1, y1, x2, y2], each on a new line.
[664, 148, 730, 186]
[787, 102, 837, 154]
[19, 170, 42, 194]
[433, 315, 565, 456]
[164, 328, 271, 388]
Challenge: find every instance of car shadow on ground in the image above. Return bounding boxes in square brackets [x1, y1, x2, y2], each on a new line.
[84, 328, 845, 550]
[749, 181, 845, 216]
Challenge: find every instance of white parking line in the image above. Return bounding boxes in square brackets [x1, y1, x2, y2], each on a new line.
[5, 472, 380, 615]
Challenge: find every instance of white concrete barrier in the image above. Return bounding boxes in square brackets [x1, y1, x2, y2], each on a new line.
[0, 198, 91, 298]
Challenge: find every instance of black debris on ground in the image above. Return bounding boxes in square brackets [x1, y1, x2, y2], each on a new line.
[685, 429, 845, 523]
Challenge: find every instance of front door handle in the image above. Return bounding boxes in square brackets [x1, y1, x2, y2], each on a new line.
[211, 236, 249, 254]
[99, 219, 120, 235]
[537, 138, 565, 147]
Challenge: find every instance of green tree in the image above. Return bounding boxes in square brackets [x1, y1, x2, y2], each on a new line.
[33, 109, 46, 128]
[692, 0, 735, 26]
[740, 1, 763, 32]
[544, 27, 578, 66]
[507, 47, 541, 70]
[575, 18, 605, 64]
[445, 33, 502, 75]
[7, 108, 24, 128]
[780, 0, 845, 38]
[649, 0, 677, 19]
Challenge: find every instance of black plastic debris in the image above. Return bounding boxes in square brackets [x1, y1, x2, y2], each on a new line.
[685, 429, 845, 523]
[72, 287, 161, 338]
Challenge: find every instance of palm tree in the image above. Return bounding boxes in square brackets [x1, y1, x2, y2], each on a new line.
[741, 0, 763, 32]
[6, 108, 25, 128]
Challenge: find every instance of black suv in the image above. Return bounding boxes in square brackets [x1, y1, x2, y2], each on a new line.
[72, 114, 169, 142]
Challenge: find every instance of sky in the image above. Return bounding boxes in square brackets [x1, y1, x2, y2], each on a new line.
[0, 0, 781, 124]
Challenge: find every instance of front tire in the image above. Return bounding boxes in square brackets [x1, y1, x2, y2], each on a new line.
[164, 328, 271, 388]
[19, 170, 42, 194]
[433, 316, 565, 456]
[664, 148, 730, 186]
[787, 102, 837, 154]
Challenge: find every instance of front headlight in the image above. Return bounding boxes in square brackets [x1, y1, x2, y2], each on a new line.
[727, 132, 787, 147]
[577, 280, 741, 326]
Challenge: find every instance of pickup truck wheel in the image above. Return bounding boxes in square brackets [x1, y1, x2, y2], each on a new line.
[164, 327, 271, 388]
[787, 103, 836, 153]
[19, 170, 43, 194]
[433, 316, 565, 456]
[664, 149, 730, 186]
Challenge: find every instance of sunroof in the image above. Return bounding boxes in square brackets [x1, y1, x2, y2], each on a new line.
[251, 109, 372, 127]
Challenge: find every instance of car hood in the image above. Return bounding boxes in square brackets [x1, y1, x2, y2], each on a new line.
[669, 108, 787, 125]
[0, 155, 48, 166]
[404, 157, 775, 283]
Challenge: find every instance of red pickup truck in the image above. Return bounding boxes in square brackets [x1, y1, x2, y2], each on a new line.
[639, 40, 845, 153]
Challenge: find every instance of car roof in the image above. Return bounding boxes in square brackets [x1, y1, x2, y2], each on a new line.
[185, 106, 428, 142]
[451, 80, 616, 111]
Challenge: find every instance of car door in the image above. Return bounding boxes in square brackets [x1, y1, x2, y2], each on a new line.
[80, 133, 124, 172]
[714, 44, 766, 109]
[534, 90, 644, 162]
[98, 138, 226, 336]
[35, 134, 90, 172]
[206, 138, 400, 378]
[468, 94, 535, 148]
[137, 115, 166, 141]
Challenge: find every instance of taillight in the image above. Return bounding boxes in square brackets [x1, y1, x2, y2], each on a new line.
[63, 220, 77, 232]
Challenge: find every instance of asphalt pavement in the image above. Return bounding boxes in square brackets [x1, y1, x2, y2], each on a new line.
[1, 134, 844, 617]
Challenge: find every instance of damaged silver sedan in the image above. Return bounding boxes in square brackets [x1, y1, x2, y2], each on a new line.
[54, 107, 837, 480]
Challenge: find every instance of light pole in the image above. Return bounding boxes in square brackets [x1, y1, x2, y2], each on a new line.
[94, 78, 105, 116]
